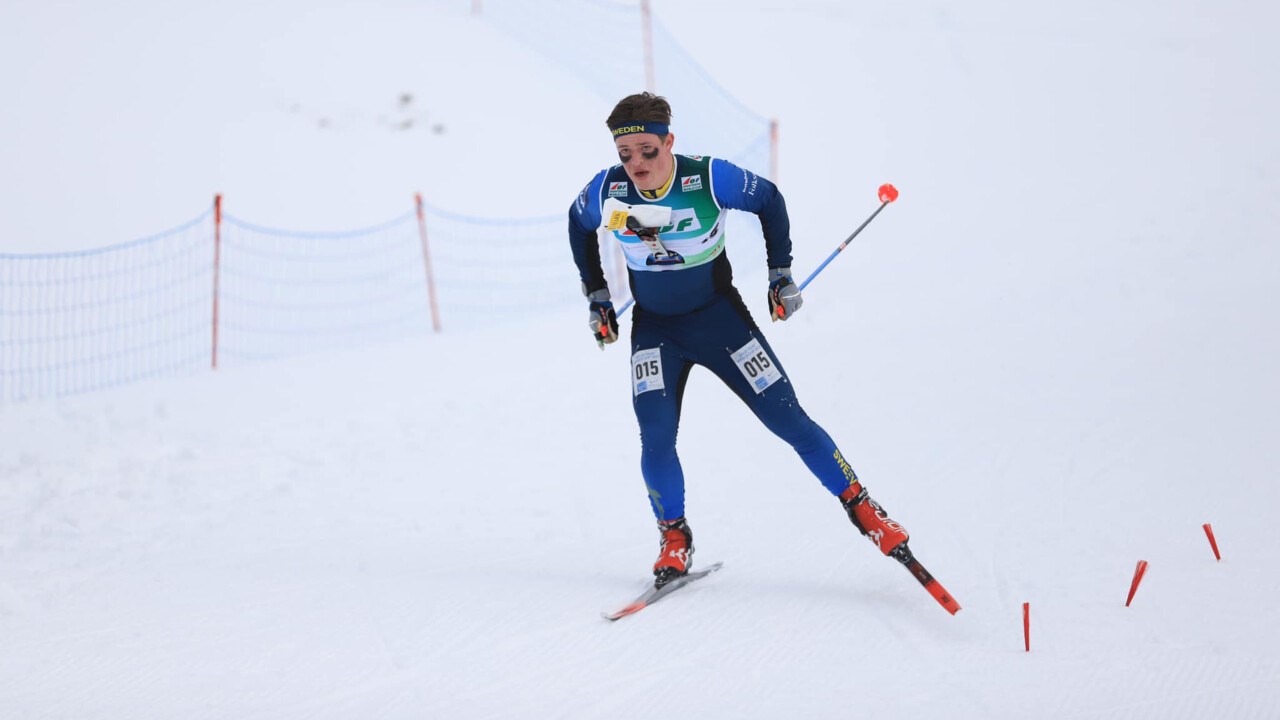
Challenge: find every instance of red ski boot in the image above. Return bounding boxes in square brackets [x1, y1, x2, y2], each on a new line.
[840, 483, 909, 556]
[653, 517, 694, 587]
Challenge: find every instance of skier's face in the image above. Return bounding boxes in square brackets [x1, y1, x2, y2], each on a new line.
[615, 132, 675, 192]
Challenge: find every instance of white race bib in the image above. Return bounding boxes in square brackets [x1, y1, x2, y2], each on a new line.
[731, 338, 782, 394]
[632, 348, 666, 396]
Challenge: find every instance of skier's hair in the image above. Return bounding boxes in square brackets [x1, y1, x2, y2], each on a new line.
[606, 92, 672, 130]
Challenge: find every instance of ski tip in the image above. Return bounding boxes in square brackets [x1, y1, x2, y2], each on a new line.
[926, 580, 961, 615]
[604, 601, 646, 622]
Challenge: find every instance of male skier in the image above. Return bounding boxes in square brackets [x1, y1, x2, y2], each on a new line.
[568, 92, 908, 586]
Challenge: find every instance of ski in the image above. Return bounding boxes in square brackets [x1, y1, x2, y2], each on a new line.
[603, 562, 724, 622]
[889, 543, 961, 615]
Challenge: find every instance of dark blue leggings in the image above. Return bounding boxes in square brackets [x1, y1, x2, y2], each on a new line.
[630, 293, 857, 521]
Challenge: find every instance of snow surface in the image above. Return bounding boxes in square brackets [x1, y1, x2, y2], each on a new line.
[3, 1, 1280, 718]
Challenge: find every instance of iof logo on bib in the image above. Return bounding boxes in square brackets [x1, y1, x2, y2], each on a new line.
[731, 338, 782, 394]
[632, 348, 665, 396]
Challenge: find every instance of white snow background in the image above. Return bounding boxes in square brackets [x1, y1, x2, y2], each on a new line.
[3, 0, 1280, 718]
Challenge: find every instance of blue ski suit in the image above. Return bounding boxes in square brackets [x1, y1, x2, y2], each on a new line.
[568, 155, 858, 521]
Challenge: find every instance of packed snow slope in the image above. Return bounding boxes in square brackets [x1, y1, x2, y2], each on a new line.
[3, 1, 1279, 718]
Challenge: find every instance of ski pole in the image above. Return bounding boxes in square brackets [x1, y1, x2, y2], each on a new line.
[798, 183, 898, 291]
[614, 183, 899, 319]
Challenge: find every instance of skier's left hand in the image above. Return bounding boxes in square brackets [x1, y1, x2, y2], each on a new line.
[768, 266, 803, 321]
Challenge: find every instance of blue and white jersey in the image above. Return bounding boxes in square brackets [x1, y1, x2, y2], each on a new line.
[568, 155, 792, 316]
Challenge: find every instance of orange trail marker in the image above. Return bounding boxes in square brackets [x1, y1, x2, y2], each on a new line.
[1023, 602, 1030, 652]
[1203, 523, 1221, 561]
[1125, 560, 1149, 607]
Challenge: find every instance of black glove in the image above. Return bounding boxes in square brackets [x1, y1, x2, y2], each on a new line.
[767, 266, 803, 321]
[586, 288, 618, 346]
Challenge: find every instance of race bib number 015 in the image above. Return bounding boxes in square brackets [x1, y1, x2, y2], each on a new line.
[731, 338, 782, 394]
[632, 348, 665, 396]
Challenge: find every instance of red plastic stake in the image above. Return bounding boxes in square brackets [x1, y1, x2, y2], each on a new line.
[1023, 602, 1030, 652]
[211, 193, 222, 370]
[1203, 523, 1221, 561]
[1125, 560, 1149, 607]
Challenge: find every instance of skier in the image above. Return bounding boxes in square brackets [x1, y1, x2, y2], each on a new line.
[568, 92, 909, 586]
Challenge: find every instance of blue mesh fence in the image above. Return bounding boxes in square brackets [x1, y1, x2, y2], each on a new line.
[220, 205, 602, 362]
[422, 206, 592, 321]
[0, 210, 215, 403]
[0, 200, 619, 406]
[217, 211, 433, 365]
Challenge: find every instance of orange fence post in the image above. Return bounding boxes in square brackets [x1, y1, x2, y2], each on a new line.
[212, 193, 222, 369]
[415, 193, 443, 333]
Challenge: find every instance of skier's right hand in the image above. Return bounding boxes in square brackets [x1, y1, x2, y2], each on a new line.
[768, 266, 803, 321]
[587, 288, 618, 346]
